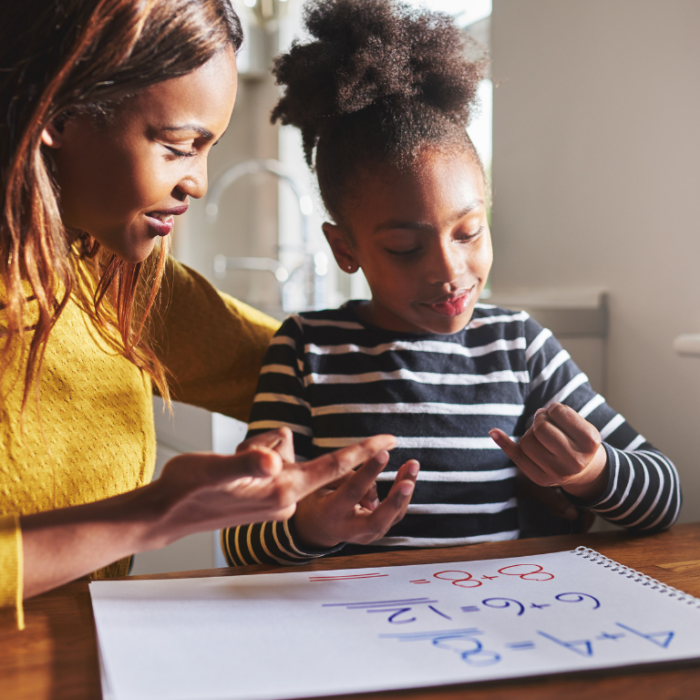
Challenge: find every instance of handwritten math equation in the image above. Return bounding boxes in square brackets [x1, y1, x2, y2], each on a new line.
[317, 562, 676, 669]
[376, 623, 675, 668]
[322, 592, 600, 624]
[311, 562, 555, 587]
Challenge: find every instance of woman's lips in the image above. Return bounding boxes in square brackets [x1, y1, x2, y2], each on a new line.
[144, 204, 188, 237]
[145, 214, 174, 236]
[425, 290, 472, 317]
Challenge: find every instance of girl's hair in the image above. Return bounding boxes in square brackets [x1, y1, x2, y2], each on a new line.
[0, 0, 243, 413]
[270, 0, 487, 227]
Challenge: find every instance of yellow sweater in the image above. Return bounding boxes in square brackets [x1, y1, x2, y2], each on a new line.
[0, 257, 279, 627]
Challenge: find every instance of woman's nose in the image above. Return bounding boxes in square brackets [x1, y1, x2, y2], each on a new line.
[177, 160, 208, 200]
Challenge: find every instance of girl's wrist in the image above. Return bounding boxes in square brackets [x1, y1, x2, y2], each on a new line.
[561, 446, 610, 501]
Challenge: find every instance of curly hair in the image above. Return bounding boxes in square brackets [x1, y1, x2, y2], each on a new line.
[271, 0, 486, 225]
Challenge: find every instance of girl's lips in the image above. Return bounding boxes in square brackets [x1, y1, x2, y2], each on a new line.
[426, 291, 471, 317]
[145, 214, 174, 236]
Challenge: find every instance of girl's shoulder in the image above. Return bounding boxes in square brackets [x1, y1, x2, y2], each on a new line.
[468, 303, 545, 343]
[274, 305, 366, 348]
[469, 302, 532, 328]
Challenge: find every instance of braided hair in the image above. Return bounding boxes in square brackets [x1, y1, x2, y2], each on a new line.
[271, 0, 486, 225]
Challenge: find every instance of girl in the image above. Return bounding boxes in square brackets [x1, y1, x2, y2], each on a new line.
[0, 0, 401, 629]
[223, 0, 681, 565]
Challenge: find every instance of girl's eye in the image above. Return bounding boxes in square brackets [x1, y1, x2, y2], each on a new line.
[458, 225, 485, 242]
[165, 145, 197, 158]
[386, 247, 421, 257]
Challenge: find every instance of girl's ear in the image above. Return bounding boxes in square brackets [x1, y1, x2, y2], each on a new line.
[41, 119, 66, 149]
[322, 222, 359, 273]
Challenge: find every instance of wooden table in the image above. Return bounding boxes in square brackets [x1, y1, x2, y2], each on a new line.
[2, 523, 700, 700]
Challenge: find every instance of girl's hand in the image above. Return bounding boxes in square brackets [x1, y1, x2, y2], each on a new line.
[489, 403, 609, 501]
[151, 429, 399, 547]
[292, 454, 420, 550]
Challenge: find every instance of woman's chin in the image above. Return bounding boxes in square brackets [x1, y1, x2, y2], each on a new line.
[101, 238, 158, 264]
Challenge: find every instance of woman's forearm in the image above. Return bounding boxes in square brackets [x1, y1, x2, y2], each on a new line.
[20, 482, 167, 599]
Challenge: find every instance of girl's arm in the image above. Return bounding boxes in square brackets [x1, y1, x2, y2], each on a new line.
[492, 318, 680, 532]
[20, 431, 395, 600]
[223, 317, 416, 566]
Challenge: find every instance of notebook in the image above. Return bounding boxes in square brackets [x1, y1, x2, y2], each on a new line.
[89, 547, 700, 700]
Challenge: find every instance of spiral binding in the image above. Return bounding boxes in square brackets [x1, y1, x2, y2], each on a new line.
[573, 546, 700, 609]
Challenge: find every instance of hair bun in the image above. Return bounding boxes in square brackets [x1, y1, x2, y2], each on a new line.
[271, 0, 485, 162]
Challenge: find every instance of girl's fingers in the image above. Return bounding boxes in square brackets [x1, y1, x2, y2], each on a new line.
[358, 480, 380, 510]
[527, 415, 582, 475]
[531, 408, 601, 474]
[489, 429, 554, 487]
[350, 465, 418, 542]
[337, 451, 390, 506]
[544, 403, 601, 454]
[388, 460, 420, 526]
[514, 474, 578, 520]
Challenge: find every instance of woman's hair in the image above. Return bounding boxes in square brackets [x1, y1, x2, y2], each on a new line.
[270, 0, 487, 227]
[0, 0, 242, 412]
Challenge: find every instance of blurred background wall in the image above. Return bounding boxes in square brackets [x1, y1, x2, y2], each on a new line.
[490, 0, 700, 523]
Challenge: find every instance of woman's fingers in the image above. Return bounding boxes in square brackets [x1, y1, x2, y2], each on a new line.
[294, 435, 397, 498]
[235, 427, 296, 463]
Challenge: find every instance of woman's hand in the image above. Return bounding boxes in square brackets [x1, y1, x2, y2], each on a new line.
[150, 428, 398, 547]
[21, 429, 396, 599]
[292, 455, 420, 550]
[489, 402, 609, 500]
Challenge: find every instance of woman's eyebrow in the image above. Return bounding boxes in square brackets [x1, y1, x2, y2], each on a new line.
[373, 201, 484, 234]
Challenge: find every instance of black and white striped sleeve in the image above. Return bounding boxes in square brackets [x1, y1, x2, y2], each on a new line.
[221, 317, 343, 566]
[245, 316, 313, 459]
[521, 317, 681, 532]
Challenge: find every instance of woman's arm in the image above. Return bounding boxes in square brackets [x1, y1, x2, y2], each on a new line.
[151, 257, 280, 421]
[20, 430, 395, 599]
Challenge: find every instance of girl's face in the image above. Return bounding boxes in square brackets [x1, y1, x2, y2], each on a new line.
[42, 47, 237, 263]
[324, 148, 492, 335]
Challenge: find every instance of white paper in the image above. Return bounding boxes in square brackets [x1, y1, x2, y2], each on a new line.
[89, 550, 700, 700]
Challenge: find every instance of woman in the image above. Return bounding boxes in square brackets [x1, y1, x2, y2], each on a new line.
[0, 0, 411, 628]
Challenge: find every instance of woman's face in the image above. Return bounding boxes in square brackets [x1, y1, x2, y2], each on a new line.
[43, 47, 237, 263]
[324, 148, 492, 335]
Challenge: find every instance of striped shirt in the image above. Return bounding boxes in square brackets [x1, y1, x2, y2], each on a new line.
[222, 303, 681, 566]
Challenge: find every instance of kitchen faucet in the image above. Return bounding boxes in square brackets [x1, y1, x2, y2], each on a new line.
[206, 158, 327, 312]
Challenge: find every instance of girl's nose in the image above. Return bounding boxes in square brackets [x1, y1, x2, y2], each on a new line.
[426, 239, 466, 285]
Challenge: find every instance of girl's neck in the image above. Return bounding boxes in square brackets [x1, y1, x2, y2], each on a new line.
[350, 299, 470, 336]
